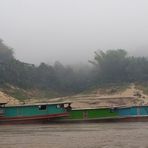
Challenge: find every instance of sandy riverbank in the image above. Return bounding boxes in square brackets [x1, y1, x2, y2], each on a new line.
[1, 84, 148, 108]
[25, 84, 148, 108]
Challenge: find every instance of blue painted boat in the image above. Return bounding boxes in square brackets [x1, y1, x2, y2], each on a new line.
[0, 102, 71, 124]
[112, 105, 148, 122]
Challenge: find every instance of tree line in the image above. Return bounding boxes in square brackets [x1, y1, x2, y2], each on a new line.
[0, 39, 148, 94]
[92, 49, 148, 84]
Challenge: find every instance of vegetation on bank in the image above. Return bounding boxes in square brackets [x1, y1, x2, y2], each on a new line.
[1, 85, 63, 101]
[0, 39, 148, 100]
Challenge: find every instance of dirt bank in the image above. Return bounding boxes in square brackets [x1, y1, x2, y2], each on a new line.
[1, 84, 148, 108]
[25, 84, 148, 108]
[0, 91, 20, 105]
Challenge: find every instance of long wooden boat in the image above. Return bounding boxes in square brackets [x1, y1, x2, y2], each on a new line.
[0, 102, 71, 124]
[51, 105, 148, 123]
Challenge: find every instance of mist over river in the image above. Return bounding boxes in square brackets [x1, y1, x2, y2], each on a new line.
[0, 123, 148, 148]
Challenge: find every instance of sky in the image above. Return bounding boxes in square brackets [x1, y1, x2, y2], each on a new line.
[0, 0, 148, 65]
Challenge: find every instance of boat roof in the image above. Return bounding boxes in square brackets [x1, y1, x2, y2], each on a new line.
[72, 106, 115, 110]
[114, 104, 148, 109]
[5, 101, 72, 107]
[72, 105, 148, 110]
[0, 102, 7, 106]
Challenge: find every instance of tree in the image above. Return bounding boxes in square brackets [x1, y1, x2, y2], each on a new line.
[91, 49, 128, 83]
[0, 39, 14, 62]
[126, 57, 148, 82]
[36, 63, 57, 89]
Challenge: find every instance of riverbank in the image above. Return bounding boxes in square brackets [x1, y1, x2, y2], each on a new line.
[26, 84, 148, 108]
[1, 84, 148, 108]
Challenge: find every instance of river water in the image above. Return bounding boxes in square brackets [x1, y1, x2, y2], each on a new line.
[0, 122, 148, 148]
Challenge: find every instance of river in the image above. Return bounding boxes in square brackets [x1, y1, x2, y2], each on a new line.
[0, 122, 148, 148]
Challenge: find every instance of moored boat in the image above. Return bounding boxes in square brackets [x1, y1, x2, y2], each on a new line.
[51, 105, 148, 123]
[0, 102, 71, 124]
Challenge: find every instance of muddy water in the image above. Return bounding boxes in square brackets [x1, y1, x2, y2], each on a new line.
[0, 123, 148, 148]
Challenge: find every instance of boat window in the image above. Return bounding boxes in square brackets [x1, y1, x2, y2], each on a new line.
[0, 108, 3, 114]
[60, 104, 64, 108]
[38, 105, 47, 110]
[110, 107, 117, 113]
[57, 104, 61, 108]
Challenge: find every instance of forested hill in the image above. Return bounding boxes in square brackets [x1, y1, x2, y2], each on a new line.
[0, 39, 148, 99]
[0, 39, 92, 94]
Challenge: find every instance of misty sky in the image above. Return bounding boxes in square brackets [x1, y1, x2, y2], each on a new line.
[0, 0, 148, 65]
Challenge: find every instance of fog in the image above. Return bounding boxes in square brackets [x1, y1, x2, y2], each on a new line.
[0, 0, 148, 65]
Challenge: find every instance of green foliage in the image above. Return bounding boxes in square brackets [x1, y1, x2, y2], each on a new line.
[0, 39, 14, 62]
[8, 89, 28, 101]
[3, 87, 62, 101]
[1, 39, 148, 98]
[91, 49, 128, 83]
[91, 49, 148, 84]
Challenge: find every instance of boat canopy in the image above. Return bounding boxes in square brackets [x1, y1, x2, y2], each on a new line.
[0, 102, 7, 107]
[5, 101, 72, 107]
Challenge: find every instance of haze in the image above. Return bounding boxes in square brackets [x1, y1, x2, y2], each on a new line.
[0, 0, 148, 64]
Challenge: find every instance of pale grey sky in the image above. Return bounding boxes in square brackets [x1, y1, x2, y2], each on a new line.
[0, 0, 148, 64]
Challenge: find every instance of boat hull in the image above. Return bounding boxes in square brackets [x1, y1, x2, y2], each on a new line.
[0, 112, 68, 125]
[0, 102, 71, 125]
[50, 106, 148, 123]
[50, 115, 148, 123]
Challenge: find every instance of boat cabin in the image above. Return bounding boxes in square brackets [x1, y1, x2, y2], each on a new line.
[0, 102, 72, 124]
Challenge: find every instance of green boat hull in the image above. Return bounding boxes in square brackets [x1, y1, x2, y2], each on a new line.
[51, 106, 148, 123]
[51, 108, 119, 123]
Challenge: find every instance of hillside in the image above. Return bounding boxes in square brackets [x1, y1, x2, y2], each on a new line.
[1, 84, 148, 108]
[0, 91, 20, 105]
[46, 84, 148, 108]
[0, 84, 145, 107]
[1, 42, 148, 103]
